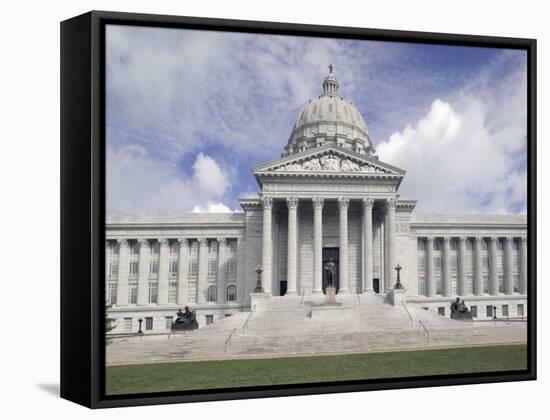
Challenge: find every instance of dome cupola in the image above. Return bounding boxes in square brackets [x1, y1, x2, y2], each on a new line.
[284, 65, 375, 157]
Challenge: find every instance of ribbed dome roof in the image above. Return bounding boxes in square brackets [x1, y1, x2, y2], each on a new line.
[284, 65, 374, 156]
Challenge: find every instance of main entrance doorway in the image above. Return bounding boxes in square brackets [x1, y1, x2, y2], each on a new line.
[322, 247, 339, 294]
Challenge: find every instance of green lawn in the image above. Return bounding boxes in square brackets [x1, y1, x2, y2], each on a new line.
[106, 344, 527, 395]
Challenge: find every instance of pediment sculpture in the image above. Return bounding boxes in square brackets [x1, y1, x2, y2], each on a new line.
[272, 153, 388, 173]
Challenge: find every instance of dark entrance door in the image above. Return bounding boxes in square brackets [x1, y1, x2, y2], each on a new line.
[373, 278, 380, 294]
[279, 280, 287, 296]
[322, 247, 339, 294]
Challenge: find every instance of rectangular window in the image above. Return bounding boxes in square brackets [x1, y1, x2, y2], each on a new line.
[169, 260, 179, 277]
[513, 274, 520, 293]
[124, 317, 132, 332]
[108, 262, 119, 279]
[165, 316, 173, 330]
[128, 284, 138, 304]
[517, 304, 524, 317]
[129, 261, 139, 277]
[148, 282, 158, 304]
[437, 307, 445, 316]
[208, 240, 218, 277]
[486, 305, 494, 317]
[107, 283, 117, 305]
[471, 305, 477, 318]
[129, 241, 139, 256]
[502, 304, 509, 317]
[188, 241, 199, 277]
[169, 240, 179, 256]
[145, 317, 153, 331]
[227, 240, 237, 274]
[206, 315, 214, 325]
[149, 260, 159, 275]
[168, 282, 177, 304]
[483, 274, 490, 294]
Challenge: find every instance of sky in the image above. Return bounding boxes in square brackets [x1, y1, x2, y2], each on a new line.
[105, 24, 527, 216]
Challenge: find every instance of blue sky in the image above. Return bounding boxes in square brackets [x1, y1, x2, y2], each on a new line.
[106, 24, 527, 215]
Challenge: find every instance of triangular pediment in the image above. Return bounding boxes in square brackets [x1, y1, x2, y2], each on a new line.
[253, 145, 405, 177]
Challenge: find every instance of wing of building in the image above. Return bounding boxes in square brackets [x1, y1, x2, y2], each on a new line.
[106, 68, 527, 333]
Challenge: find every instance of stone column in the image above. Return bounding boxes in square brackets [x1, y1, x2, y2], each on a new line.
[458, 237, 468, 296]
[312, 197, 324, 294]
[286, 197, 298, 295]
[380, 216, 385, 289]
[261, 196, 273, 295]
[504, 237, 514, 295]
[489, 237, 499, 295]
[338, 197, 350, 294]
[520, 237, 528, 295]
[157, 239, 170, 305]
[197, 238, 209, 304]
[362, 198, 374, 293]
[442, 237, 452, 297]
[137, 239, 150, 305]
[177, 238, 189, 305]
[386, 198, 396, 290]
[115, 239, 129, 306]
[216, 238, 227, 303]
[426, 237, 435, 297]
[384, 211, 389, 290]
[474, 237, 484, 296]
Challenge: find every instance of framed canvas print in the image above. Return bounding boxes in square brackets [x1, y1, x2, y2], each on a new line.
[60, 10, 536, 408]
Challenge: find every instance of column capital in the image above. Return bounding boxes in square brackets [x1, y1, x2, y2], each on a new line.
[443, 237, 451, 244]
[217, 238, 227, 247]
[177, 238, 189, 247]
[504, 236, 514, 243]
[520, 236, 527, 243]
[286, 196, 299, 209]
[137, 238, 148, 246]
[458, 236, 467, 242]
[337, 196, 350, 209]
[426, 236, 435, 243]
[362, 197, 374, 209]
[198, 238, 208, 247]
[118, 238, 129, 247]
[312, 196, 324, 210]
[261, 195, 273, 209]
[387, 197, 397, 209]
[158, 238, 170, 247]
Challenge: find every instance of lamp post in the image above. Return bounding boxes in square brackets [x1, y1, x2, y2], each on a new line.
[138, 318, 144, 335]
[394, 264, 404, 290]
[254, 265, 264, 293]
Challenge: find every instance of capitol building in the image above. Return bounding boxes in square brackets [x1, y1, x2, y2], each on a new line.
[106, 68, 527, 334]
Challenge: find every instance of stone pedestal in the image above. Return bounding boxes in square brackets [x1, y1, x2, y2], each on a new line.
[250, 292, 271, 312]
[323, 287, 340, 306]
[389, 288, 407, 307]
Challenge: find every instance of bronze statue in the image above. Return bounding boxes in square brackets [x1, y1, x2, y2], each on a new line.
[171, 305, 198, 331]
[324, 258, 336, 287]
[450, 297, 473, 321]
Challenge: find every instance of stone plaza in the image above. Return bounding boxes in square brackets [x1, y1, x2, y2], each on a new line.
[106, 68, 527, 362]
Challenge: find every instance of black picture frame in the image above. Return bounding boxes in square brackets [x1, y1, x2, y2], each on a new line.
[60, 10, 537, 409]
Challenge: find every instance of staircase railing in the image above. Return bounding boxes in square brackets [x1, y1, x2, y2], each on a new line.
[224, 328, 237, 352]
[418, 320, 430, 339]
[242, 305, 256, 335]
[300, 289, 305, 308]
[354, 294, 360, 307]
[401, 301, 413, 328]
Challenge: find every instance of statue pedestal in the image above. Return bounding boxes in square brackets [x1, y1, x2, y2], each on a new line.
[250, 292, 271, 312]
[323, 287, 340, 305]
[389, 288, 407, 307]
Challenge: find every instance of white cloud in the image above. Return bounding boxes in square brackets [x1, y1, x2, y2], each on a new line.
[106, 145, 231, 214]
[192, 202, 234, 213]
[378, 95, 526, 214]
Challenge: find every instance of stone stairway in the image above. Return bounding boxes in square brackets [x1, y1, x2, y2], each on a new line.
[106, 293, 527, 365]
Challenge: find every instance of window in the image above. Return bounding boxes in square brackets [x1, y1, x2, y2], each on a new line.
[208, 240, 218, 277]
[227, 240, 237, 274]
[169, 240, 179, 256]
[168, 282, 177, 304]
[513, 274, 519, 293]
[206, 315, 214, 325]
[498, 274, 505, 293]
[107, 283, 117, 305]
[129, 261, 139, 277]
[471, 305, 477, 318]
[108, 262, 119, 279]
[483, 274, 490, 294]
[486, 305, 494, 318]
[169, 260, 179, 277]
[123, 318, 132, 332]
[165, 316, 173, 330]
[227, 285, 236, 302]
[517, 304, 524, 317]
[145, 317, 153, 331]
[437, 307, 445, 316]
[502, 304, 509, 317]
[128, 284, 138, 304]
[188, 241, 199, 277]
[207, 286, 217, 302]
[148, 282, 158, 304]
[149, 260, 159, 275]
[129, 241, 139, 256]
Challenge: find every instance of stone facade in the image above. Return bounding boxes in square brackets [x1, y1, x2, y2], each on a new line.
[106, 68, 527, 333]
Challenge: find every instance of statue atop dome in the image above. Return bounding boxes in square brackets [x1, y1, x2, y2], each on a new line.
[323, 64, 340, 95]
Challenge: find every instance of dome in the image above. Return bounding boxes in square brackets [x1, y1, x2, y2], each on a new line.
[284, 65, 375, 156]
